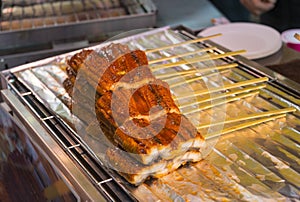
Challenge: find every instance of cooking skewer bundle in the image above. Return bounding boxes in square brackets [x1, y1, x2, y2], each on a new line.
[62, 34, 295, 185]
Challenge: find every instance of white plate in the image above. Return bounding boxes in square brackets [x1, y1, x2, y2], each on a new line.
[199, 22, 282, 59]
[281, 29, 300, 44]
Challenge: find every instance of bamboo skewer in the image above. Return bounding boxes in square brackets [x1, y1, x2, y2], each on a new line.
[176, 77, 269, 100]
[157, 69, 198, 80]
[145, 33, 222, 54]
[179, 84, 266, 109]
[205, 114, 286, 140]
[197, 107, 296, 130]
[168, 64, 238, 88]
[181, 91, 259, 115]
[151, 50, 246, 72]
[170, 75, 206, 88]
[148, 47, 216, 64]
[157, 63, 238, 80]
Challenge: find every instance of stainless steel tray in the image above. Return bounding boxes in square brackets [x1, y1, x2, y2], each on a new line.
[0, 0, 157, 69]
[1, 27, 299, 201]
[0, 0, 156, 48]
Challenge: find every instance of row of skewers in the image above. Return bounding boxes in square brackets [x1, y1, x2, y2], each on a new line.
[144, 33, 296, 139]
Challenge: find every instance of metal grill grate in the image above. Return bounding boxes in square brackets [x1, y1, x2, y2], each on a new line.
[1, 27, 299, 201]
[4, 73, 137, 201]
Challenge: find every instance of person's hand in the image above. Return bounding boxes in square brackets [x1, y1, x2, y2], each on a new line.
[240, 0, 277, 16]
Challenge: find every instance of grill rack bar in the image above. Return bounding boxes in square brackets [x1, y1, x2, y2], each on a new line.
[5, 73, 137, 202]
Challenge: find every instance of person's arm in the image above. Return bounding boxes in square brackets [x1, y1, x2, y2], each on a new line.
[240, 0, 276, 15]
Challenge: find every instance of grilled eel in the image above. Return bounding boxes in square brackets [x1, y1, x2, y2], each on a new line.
[95, 70, 204, 164]
[67, 43, 130, 74]
[65, 47, 151, 124]
[65, 49, 149, 96]
[96, 77, 175, 126]
[64, 72, 97, 107]
[65, 43, 147, 96]
[64, 43, 206, 185]
[87, 48, 205, 165]
[82, 50, 148, 95]
[113, 113, 204, 164]
[106, 147, 204, 185]
[64, 43, 128, 96]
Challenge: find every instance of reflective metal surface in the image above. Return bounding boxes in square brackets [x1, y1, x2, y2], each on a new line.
[0, 0, 157, 69]
[1, 27, 299, 201]
[1, 89, 108, 201]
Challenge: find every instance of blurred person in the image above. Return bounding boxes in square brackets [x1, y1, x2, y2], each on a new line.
[240, 0, 300, 32]
[209, 0, 251, 22]
[240, 0, 276, 16]
[210, 0, 300, 32]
